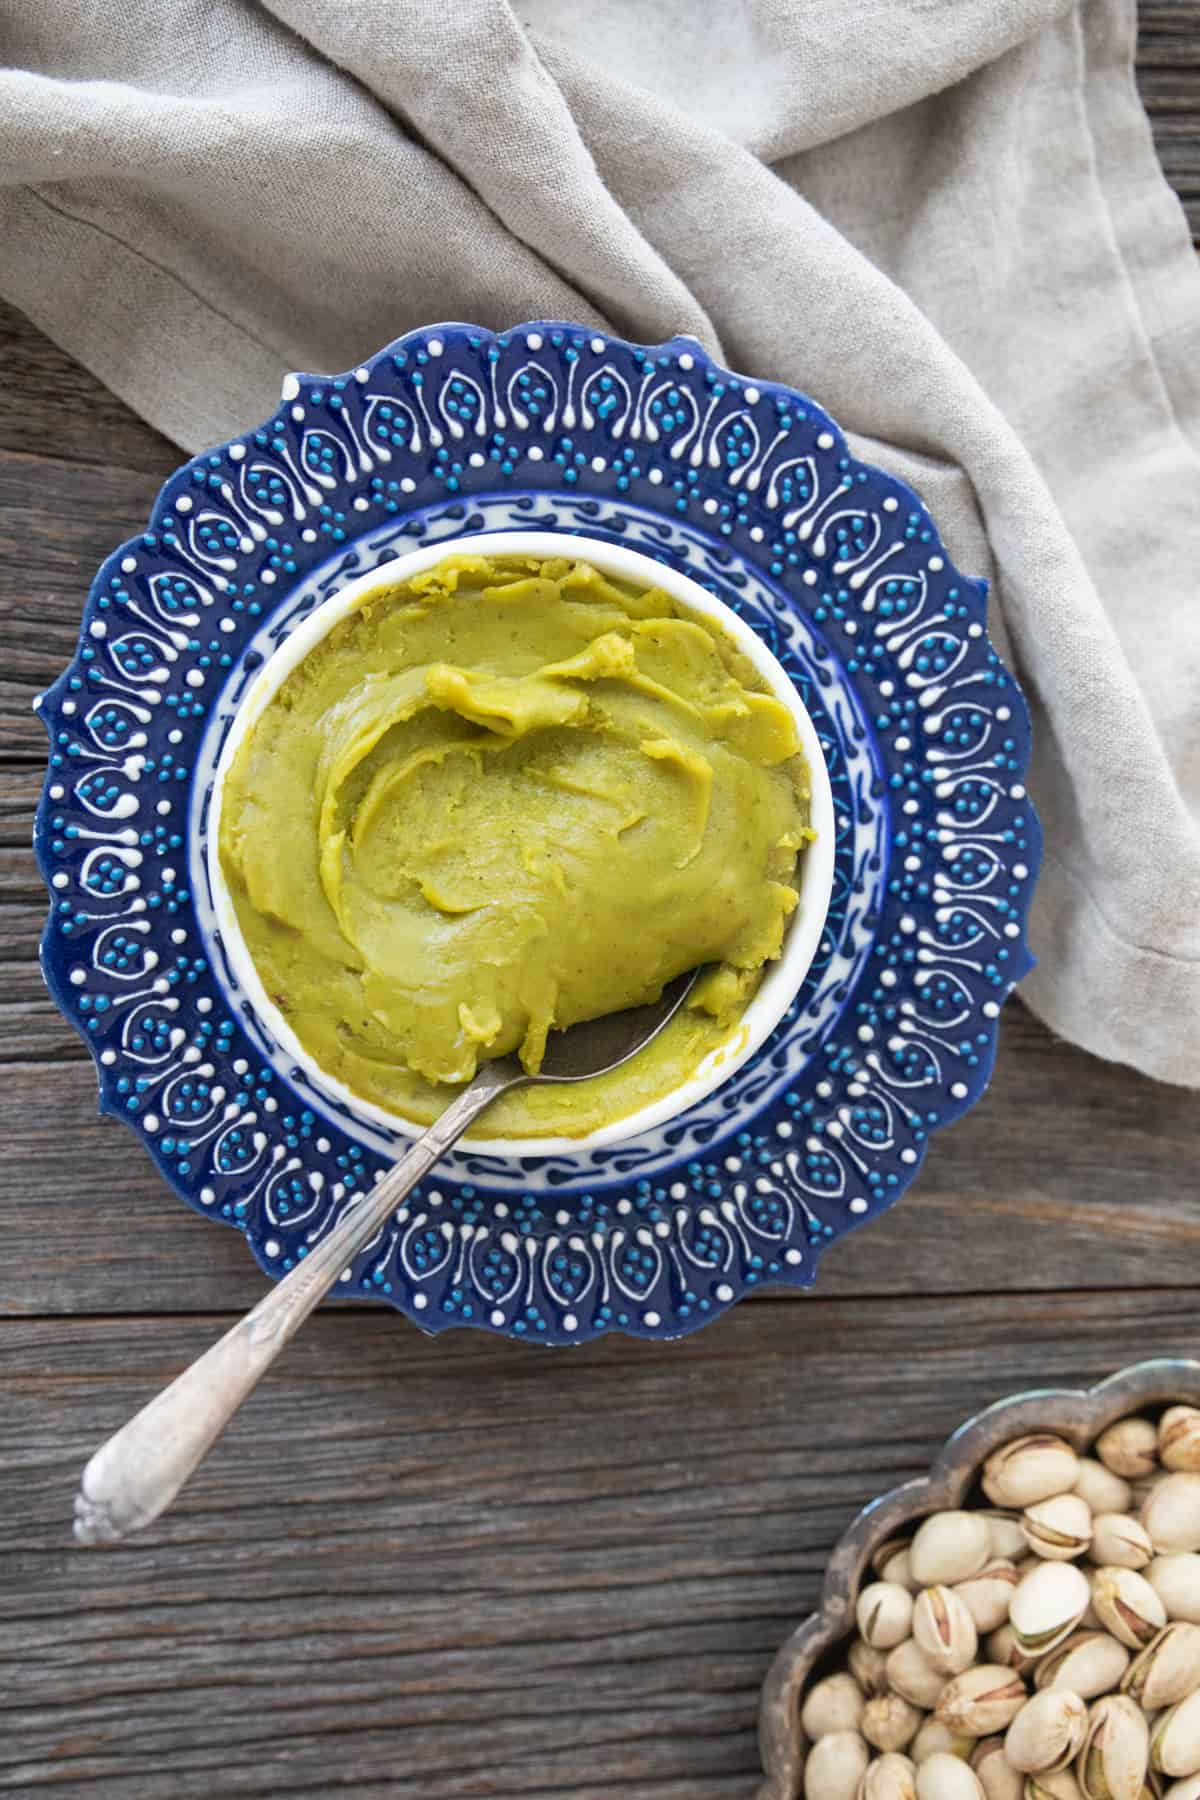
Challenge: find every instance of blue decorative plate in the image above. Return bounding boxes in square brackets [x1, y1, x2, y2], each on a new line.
[34, 322, 1040, 1344]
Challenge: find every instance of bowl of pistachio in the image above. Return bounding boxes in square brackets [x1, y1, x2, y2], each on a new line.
[758, 1358, 1200, 1800]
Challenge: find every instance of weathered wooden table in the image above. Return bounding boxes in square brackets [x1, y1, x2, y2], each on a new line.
[3, 12, 1198, 1795]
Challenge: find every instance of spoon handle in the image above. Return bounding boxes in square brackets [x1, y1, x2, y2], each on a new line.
[73, 1059, 520, 1546]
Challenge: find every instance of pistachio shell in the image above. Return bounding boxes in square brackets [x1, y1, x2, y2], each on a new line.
[1075, 1461, 1135, 1518]
[985, 1439, 1081, 1510]
[1077, 1598, 1105, 1635]
[972, 1737, 1025, 1800]
[880, 1550, 918, 1591]
[1034, 1630, 1131, 1700]
[1143, 1476, 1200, 1556]
[1025, 1774, 1085, 1800]
[1151, 1691, 1200, 1779]
[1093, 1567, 1170, 1650]
[1148, 1555, 1200, 1626]
[1023, 1495, 1094, 1562]
[1122, 1623, 1200, 1711]
[1092, 1514, 1154, 1571]
[916, 1753, 986, 1799]
[1160, 1410, 1200, 1475]
[803, 1671, 868, 1740]
[889, 1638, 951, 1710]
[988, 1624, 1041, 1677]
[957, 1563, 1023, 1634]
[1004, 1691, 1088, 1775]
[851, 1637, 894, 1697]
[805, 1728, 871, 1800]
[1162, 1776, 1200, 1799]
[912, 1719, 976, 1765]
[937, 1666, 1029, 1736]
[911, 1514, 995, 1588]
[860, 1582, 916, 1649]
[1097, 1420, 1159, 1482]
[1079, 1692, 1150, 1800]
[860, 1753, 919, 1800]
[875, 1536, 917, 1579]
[984, 1513, 1035, 1563]
[914, 1586, 979, 1675]
[1010, 1562, 1092, 1656]
[864, 1694, 925, 1754]
[1130, 1474, 1168, 1512]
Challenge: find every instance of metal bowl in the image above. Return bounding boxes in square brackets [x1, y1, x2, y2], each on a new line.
[756, 1356, 1200, 1800]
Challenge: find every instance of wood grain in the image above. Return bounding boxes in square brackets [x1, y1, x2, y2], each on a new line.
[1139, 2, 1200, 237]
[3, 1292, 1197, 1798]
[0, 10, 1196, 1798]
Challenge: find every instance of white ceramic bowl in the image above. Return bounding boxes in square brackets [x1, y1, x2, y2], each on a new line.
[207, 530, 836, 1154]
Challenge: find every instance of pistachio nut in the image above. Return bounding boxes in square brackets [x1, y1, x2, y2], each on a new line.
[912, 1719, 976, 1765]
[988, 1624, 1042, 1678]
[876, 1537, 919, 1589]
[889, 1638, 951, 1710]
[860, 1753, 919, 1800]
[1130, 1474, 1168, 1512]
[985, 1439, 1081, 1510]
[851, 1637, 894, 1697]
[1097, 1420, 1160, 1482]
[803, 1670, 868, 1740]
[1023, 1495, 1094, 1563]
[882, 1550, 918, 1591]
[914, 1586, 980, 1675]
[937, 1666, 1029, 1737]
[1078, 1692, 1150, 1800]
[984, 1512, 1035, 1563]
[1092, 1514, 1154, 1571]
[1143, 1475, 1200, 1556]
[1010, 1561, 1092, 1657]
[1074, 1460, 1135, 1518]
[958, 1562, 1023, 1634]
[864, 1694, 926, 1755]
[1151, 1692, 1200, 1779]
[1148, 1555, 1200, 1626]
[971, 1737, 1025, 1800]
[1025, 1774, 1085, 1800]
[1160, 1409, 1200, 1475]
[1034, 1631, 1131, 1701]
[1077, 1598, 1105, 1635]
[875, 1536, 916, 1575]
[911, 1513, 995, 1588]
[1003, 1691, 1088, 1775]
[804, 1728, 871, 1800]
[860, 1581, 916, 1650]
[916, 1753, 987, 1799]
[1122, 1623, 1200, 1711]
[1092, 1567, 1169, 1650]
[1161, 1776, 1200, 1799]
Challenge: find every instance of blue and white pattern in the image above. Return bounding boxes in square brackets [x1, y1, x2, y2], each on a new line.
[34, 323, 1040, 1344]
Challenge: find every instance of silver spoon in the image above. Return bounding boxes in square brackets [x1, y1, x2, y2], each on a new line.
[73, 970, 699, 1545]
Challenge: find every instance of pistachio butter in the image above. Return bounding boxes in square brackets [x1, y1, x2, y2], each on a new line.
[218, 552, 813, 1137]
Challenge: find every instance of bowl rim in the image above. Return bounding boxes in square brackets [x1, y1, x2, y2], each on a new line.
[206, 526, 837, 1155]
[756, 1356, 1200, 1800]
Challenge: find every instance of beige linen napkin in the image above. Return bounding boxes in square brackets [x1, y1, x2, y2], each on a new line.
[1, 0, 1197, 1084]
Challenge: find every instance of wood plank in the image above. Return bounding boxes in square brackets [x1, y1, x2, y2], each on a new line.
[1138, 2, 1200, 238]
[2, 993, 1196, 1318]
[0, 299, 180, 477]
[2, 1290, 1195, 1796]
